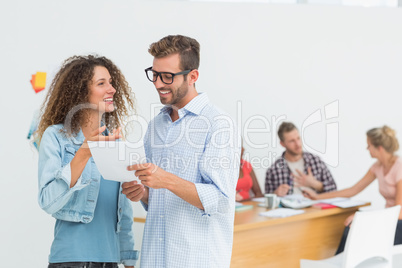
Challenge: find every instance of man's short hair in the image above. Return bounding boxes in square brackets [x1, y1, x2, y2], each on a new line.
[148, 35, 200, 71]
[278, 122, 298, 142]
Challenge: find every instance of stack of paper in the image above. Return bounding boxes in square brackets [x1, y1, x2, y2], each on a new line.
[319, 197, 367, 208]
[259, 208, 305, 218]
[330, 199, 367, 208]
[280, 194, 317, 209]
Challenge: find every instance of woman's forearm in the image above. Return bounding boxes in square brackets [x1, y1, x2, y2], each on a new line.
[70, 147, 91, 187]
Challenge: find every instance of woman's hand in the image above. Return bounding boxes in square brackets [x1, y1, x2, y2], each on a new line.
[86, 125, 122, 142]
[81, 126, 122, 157]
[122, 180, 146, 202]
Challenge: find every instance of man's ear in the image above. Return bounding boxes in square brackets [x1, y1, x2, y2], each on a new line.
[188, 69, 199, 86]
[280, 140, 285, 148]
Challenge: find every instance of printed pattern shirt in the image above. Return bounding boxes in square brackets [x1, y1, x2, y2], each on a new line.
[265, 152, 337, 194]
[141, 93, 241, 268]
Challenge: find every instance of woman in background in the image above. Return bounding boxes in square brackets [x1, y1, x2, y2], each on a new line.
[36, 55, 140, 268]
[303, 125, 402, 254]
[236, 146, 264, 201]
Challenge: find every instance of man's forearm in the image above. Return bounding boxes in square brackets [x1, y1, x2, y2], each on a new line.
[164, 174, 204, 210]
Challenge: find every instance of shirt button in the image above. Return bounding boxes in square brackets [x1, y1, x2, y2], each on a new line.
[160, 238, 163, 241]
[119, 208, 122, 213]
[160, 215, 164, 218]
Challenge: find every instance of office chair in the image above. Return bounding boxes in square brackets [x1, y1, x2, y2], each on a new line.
[300, 205, 401, 268]
[393, 244, 402, 267]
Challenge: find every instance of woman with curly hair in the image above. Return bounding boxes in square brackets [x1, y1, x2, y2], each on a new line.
[303, 125, 402, 255]
[36, 55, 141, 268]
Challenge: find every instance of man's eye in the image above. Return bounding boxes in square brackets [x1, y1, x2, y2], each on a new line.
[162, 74, 173, 79]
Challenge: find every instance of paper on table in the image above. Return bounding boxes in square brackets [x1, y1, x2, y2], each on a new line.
[88, 141, 146, 182]
[318, 197, 366, 208]
[318, 197, 367, 208]
[251, 197, 266, 203]
[331, 199, 367, 208]
[319, 197, 349, 204]
[259, 208, 305, 218]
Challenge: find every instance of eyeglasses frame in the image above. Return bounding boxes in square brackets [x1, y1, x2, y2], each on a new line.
[144, 67, 193, 85]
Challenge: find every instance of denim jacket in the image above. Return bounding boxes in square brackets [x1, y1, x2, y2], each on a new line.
[38, 124, 139, 266]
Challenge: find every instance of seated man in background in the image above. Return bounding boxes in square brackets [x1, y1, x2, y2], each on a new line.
[265, 122, 337, 196]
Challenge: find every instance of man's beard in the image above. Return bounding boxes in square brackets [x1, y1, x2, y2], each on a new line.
[159, 80, 188, 107]
[286, 148, 302, 157]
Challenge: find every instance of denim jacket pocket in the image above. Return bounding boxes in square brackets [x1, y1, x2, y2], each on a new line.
[62, 145, 77, 166]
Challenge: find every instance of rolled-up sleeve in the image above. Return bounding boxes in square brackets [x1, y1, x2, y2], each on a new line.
[196, 120, 240, 216]
[38, 128, 88, 215]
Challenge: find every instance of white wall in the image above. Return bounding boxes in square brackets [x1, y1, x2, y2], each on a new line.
[2, 1, 402, 266]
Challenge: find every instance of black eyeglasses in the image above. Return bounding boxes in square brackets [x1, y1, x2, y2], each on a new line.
[145, 67, 192, 85]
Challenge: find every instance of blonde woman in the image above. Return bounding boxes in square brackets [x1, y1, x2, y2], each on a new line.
[303, 126, 402, 254]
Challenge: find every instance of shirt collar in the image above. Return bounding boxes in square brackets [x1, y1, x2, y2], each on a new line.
[281, 151, 307, 162]
[160, 92, 209, 116]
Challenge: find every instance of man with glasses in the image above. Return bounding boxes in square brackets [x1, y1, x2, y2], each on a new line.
[122, 35, 240, 268]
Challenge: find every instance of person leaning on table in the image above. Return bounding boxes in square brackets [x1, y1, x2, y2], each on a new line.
[303, 125, 402, 254]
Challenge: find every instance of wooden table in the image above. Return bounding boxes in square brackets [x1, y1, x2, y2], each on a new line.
[231, 201, 369, 268]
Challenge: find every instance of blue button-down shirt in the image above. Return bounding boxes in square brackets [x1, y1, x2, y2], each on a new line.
[141, 93, 240, 268]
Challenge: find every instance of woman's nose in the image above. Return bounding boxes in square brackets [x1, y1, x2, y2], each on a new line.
[108, 84, 116, 94]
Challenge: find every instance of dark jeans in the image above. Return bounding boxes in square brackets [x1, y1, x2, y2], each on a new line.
[48, 262, 118, 268]
[335, 219, 402, 255]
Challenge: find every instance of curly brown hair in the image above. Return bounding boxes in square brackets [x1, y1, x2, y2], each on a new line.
[36, 55, 135, 143]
